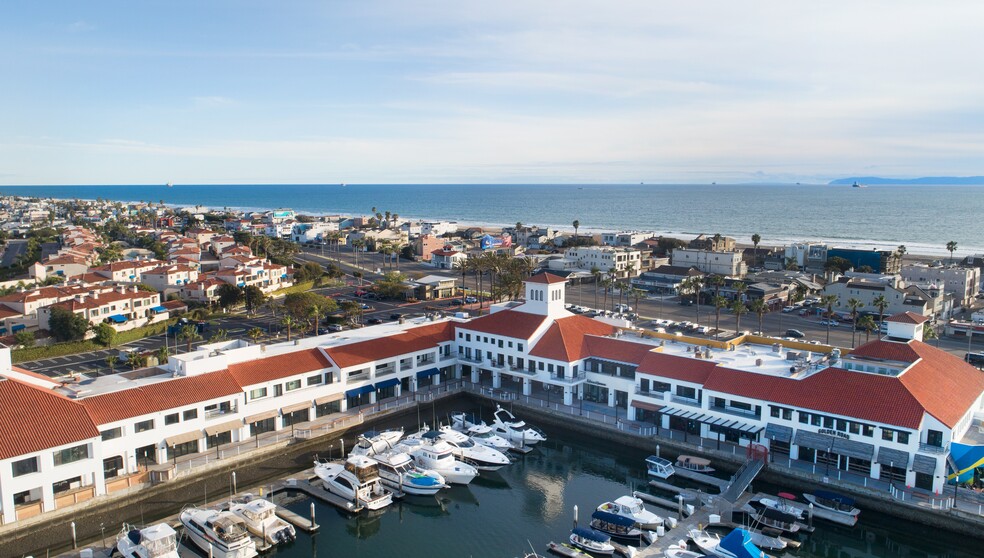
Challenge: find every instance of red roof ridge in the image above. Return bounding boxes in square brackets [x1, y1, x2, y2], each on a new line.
[885, 311, 929, 324]
[526, 272, 567, 285]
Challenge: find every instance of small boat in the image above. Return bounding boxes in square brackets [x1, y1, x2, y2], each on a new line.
[675, 456, 714, 474]
[314, 455, 394, 510]
[370, 451, 448, 495]
[350, 428, 405, 456]
[491, 404, 546, 445]
[748, 507, 800, 534]
[569, 526, 616, 556]
[851, 181, 866, 188]
[115, 523, 179, 558]
[597, 495, 663, 529]
[754, 495, 804, 519]
[547, 541, 593, 558]
[229, 497, 296, 546]
[452, 418, 514, 452]
[689, 528, 770, 558]
[803, 490, 860, 521]
[663, 541, 704, 558]
[180, 507, 257, 558]
[646, 456, 675, 479]
[397, 430, 479, 484]
[434, 425, 511, 470]
[166, 181, 173, 188]
[590, 510, 656, 544]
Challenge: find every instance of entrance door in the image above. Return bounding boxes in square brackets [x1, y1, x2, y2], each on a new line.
[914, 472, 934, 491]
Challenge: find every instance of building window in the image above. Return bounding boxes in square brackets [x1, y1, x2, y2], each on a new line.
[165, 413, 180, 425]
[307, 373, 323, 386]
[103, 456, 124, 479]
[863, 424, 874, 437]
[897, 431, 910, 444]
[771, 407, 780, 418]
[183, 409, 198, 421]
[101, 427, 123, 441]
[53, 476, 82, 494]
[274, 384, 284, 397]
[250, 387, 268, 400]
[518, 343, 524, 352]
[12, 456, 39, 477]
[134, 420, 154, 433]
[53, 444, 90, 466]
[882, 429, 894, 442]
[286, 379, 302, 391]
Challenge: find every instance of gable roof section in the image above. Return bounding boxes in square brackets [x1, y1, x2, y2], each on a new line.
[81, 370, 242, 425]
[849, 339, 920, 363]
[228, 348, 332, 387]
[0, 378, 100, 459]
[528, 318, 617, 362]
[457, 309, 547, 340]
[527, 272, 567, 285]
[325, 321, 455, 369]
[886, 311, 929, 325]
[897, 342, 984, 428]
[637, 352, 719, 384]
[583, 335, 657, 365]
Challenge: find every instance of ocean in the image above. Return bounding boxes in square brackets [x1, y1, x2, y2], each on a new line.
[1, 183, 981, 256]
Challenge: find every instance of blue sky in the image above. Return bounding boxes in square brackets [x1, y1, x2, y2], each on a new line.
[1, 1, 982, 184]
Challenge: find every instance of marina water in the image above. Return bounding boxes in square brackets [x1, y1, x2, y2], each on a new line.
[2, 183, 983, 256]
[223, 429, 978, 558]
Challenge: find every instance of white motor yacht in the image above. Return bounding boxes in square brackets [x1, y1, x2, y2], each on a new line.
[370, 451, 447, 495]
[229, 497, 295, 546]
[663, 541, 703, 558]
[434, 425, 511, 470]
[180, 508, 257, 558]
[597, 495, 663, 529]
[490, 405, 546, 445]
[314, 455, 394, 511]
[754, 496, 805, 519]
[569, 527, 615, 556]
[397, 431, 479, 484]
[349, 428, 405, 456]
[449, 416, 514, 452]
[115, 523, 179, 558]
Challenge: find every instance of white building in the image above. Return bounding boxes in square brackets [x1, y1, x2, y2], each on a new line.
[901, 264, 981, 308]
[671, 248, 747, 277]
[548, 246, 642, 278]
[601, 231, 655, 247]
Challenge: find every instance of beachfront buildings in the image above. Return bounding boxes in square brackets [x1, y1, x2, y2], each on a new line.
[546, 246, 643, 278]
[602, 231, 656, 247]
[901, 264, 981, 308]
[671, 248, 747, 277]
[2, 273, 982, 525]
[823, 276, 934, 318]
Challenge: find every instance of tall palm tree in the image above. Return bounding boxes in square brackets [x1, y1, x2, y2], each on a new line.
[713, 295, 729, 333]
[847, 297, 864, 347]
[281, 314, 296, 341]
[352, 238, 365, 272]
[307, 304, 322, 336]
[750, 298, 768, 334]
[454, 260, 468, 300]
[872, 294, 889, 339]
[572, 220, 580, 244]
[602, 278, 612, 310]
[590, 266, 601, 309]
[895, 244, 907, 270]
[731, 299, 748, 335]
[247, 327, 263, 344]
[751, 233, 761, 268]
[946, 241, 958, 264]
[630, 288, 645, 314]
[178, 324, 202, 353]
[821, 294, 839, 344]
[607, 269, 619, 309]
[857, 315, 877, 344]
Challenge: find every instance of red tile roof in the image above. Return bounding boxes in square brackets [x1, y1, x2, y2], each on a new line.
[637, 352, 719, 384]
[886, 311, 929, 324]
[848, 339, 921, 363]
[898, 341, 984, 428]
[325, 322, 455, 369]
[457, 309, 548, 340]
[528, 318, 616, 361]
[227, 348, 332, 386]
[527, 272, 567, 284]
[584, 335, 657, 364]
[81, 370, 243, 425]
[0, 378, 100, 460]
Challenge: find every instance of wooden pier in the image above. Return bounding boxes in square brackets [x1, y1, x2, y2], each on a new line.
[633, 492, 755, 558]
[670, 468, 728, 491]
[271, 477, 364, 513]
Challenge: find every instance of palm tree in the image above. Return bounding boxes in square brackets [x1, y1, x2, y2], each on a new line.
[847, 298, 864, 347]
[155, 346, 169, 365]
[820, 294, 839, 344]
[105, 354, 118, 373]
[923, 322, 939, 345]
[602, 278, 612, 310]
[713, 295, 729, 333]
[872, 294, 889, 339]
[247, 327, 264, 344]
[751, 233, 761, 268]
[210, 328, 229, 343]
[731, 299, 748, 335]
[307, 304, 322, 336]
[454, 260, 468, 300]
[590, 266, 601, 309]
[750, 298, 768, 335]
[946, 241, 958, 264]
[895, 244, 907, 269]
[352, 238, 366, 272]
[857, 315, 877, 344]
[281, 314, 296, 341]
[607, 269, 619, 309]
[572, 220, 580, 244]
[178, 324, 202, 353]
[630, 288, 645, 314]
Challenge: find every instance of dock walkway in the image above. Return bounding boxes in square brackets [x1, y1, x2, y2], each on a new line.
[634, 492, 753, 558]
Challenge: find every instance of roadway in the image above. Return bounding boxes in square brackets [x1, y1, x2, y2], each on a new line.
[0, 239, 28, 268]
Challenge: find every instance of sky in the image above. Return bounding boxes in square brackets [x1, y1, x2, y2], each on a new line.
[1, 1, 982, 185]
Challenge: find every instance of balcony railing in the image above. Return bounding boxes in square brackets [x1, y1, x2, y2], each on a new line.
[919, 442, 949, 454]
[205, 407, 237, 419]
[550, 372, 587, 384]
[670, 395, 701, 407]
[709, 405, 759, 419]
[459, 355, 483, 364]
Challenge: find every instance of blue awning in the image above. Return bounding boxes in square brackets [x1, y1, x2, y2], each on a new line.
[10, 324, 25, 332]
[345, 384, 375, 398]
[151, 306, 168, 313]
[375, 378, 400, 390]
[109, 315, 128, 323]
[416, 367, 440, 379]
[572, 527, 610, 543]
[591, 510, 636, 528]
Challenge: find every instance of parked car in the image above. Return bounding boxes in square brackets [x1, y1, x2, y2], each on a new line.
[327, 324, 344, 332]
[785, 329, 805, 339]
[798, 309, 809, 316]
[367, 318, 383, 325]
[782, 306, 795, 313]
[614, 304, 633, 312]
[389, 313, 402, 321]
[464, 296, 477, 303]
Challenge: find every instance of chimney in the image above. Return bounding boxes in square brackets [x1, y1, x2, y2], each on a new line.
[90, 291, 98, 300]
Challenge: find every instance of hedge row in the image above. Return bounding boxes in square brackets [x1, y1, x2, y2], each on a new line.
[11, 319, 177, 364]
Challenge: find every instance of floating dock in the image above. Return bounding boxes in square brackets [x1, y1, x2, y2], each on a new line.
[669, 468, 728, 491]
[273, 477, 364, 513]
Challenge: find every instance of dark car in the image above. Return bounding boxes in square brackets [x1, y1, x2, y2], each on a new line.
[785, 329, 805, 339]
[389, 313, 402, 321]
[367, 318, 383, 325]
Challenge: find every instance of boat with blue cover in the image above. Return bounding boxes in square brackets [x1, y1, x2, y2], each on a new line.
[569, 526, 616, 556]
[589, 510, 656, 544]
[689, 528, 772, 558]
[803, 490, 860, 525]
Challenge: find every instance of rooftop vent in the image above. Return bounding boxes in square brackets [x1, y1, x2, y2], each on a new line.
[755, 358, 763, 367]
[786, 351, 800, 361]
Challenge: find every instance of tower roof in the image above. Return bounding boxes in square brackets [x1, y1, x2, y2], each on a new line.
[526, 272, 567, 285]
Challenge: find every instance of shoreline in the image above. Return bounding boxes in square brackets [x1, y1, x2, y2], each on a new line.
[4, 191, 980, 259]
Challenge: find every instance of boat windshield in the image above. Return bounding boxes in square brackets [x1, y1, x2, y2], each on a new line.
[436, 451, 453, 460]
[144, 534, 177, 557]
[458, 438, 475, 447]
[473, 431, 492, 439]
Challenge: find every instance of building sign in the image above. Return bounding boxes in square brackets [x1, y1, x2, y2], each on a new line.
[818, 428, 850, 440]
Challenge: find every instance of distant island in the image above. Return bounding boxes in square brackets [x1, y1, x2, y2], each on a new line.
[829, 176, 984, 185]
